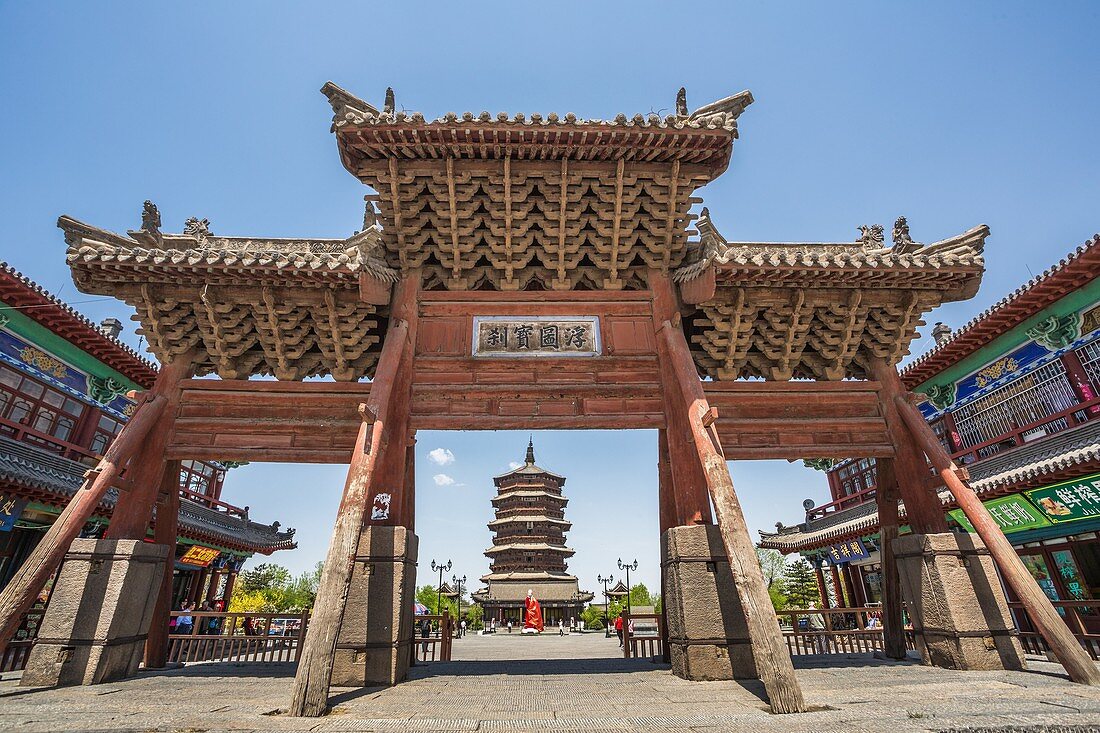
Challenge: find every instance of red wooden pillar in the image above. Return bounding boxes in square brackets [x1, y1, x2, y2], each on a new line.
[657, 429, 677, 535]
[813, 562, 831, 610]
[205, 569, 221, 603]
[221, 570, 237, 607]
[107, 355, 195, 540]
[650, 273, 713, 527]
[867, 359, 948, 534]
[830, 564, 846, 608]
[842, 565, 860, 608]
[1062, 350, 1099, 414]
[404, 433, 417, 534]
[145, 460, 182, 668]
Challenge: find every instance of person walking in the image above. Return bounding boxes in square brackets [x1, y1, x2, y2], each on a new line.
[558, 619, 565, 636]
[420, 617, 432, 656]
[614, 613, 624, 648]
[460, 619, 466, 638]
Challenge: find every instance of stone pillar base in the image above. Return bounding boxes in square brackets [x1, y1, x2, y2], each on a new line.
[662, 524, 758, 680]
[331, 525, 417, 687]
[893, 532, 1025, 672]
[21, 539, 169, 687]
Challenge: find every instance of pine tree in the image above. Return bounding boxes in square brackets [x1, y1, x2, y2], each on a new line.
[781, 559, 820, 609]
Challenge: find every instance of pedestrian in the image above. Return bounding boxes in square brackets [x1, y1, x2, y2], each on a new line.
[460, 619, 467, 638]
[507, 621, 512, 634]
[614, 613, 624, 648]
[420, 617, 431, 655]
[176, 601, 194, 636]
[558, 619, 564, 636]
[198, 600, 214, 634]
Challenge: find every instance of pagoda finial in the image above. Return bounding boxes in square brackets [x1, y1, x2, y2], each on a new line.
[525, 437, 535, 465]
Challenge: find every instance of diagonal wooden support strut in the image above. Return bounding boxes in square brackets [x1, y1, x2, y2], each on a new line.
[290, 273, 419, 717]
[657, 319, 807, 714]
[894, 393, 1100, 686]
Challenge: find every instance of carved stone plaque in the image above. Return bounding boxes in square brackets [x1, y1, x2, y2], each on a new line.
[472, 316, 601, 358]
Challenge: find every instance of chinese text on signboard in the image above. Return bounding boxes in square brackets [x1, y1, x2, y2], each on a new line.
[473, 316, 600, 358]
[949, 494, 1052, 534]
[180, 545, 220, 567]
[827, 538, 870, 565]
[1026, 473, 1100, 524]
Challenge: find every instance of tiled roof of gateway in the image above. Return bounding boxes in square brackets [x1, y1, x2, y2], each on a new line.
[60, 215, 398, 287]
[472, 579, 592, 603]
[323, 82, 754, 134]
[759, 419, 1100, 552]
[901, 234, 1100, 388]
[0, 262, 158, 388]
[0, 435, 296, 554]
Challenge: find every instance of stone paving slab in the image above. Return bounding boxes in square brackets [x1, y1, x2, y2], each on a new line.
[1, 633, 1099, 732]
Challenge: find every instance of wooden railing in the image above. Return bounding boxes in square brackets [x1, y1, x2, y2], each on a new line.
[776, 607, 914, 656]
[0, 609, 44, 672]
[622, 612, 665, 659]
[178, 487, 247, 519]
[807, 486, 878, 520]
[411, 611, 453, 663]
[166, 610, 309, 664]
[1009, 599, 1100, 660]
[950, 394, 1100, 466]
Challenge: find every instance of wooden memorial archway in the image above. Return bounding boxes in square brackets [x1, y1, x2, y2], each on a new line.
[0, 82, 1095, 715]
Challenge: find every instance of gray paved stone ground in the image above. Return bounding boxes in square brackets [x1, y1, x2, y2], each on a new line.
[2, 632, 1099, 732]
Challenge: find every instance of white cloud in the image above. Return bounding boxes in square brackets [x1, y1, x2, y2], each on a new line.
[508, 461, 523, 470]
[432, 473, 456, 486]
[428, 448, 455, 466]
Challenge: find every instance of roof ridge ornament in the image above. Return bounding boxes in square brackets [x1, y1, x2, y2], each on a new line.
[672, 206, 730, 282]
[857, 224, 885, 250]
[183, 217, 212, 244]
[891, 216, 923, 254]
[320, 81, 380, 128]
[675, 87, 688, 117]
[687, 90, 755, 130]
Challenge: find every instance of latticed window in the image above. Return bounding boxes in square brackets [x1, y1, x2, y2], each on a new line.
[834, 457, 876, 497]
[89, 414, 122, 455]
[0, 365, 86, 447]
[1076, 341, 1100, 393]
[952, 361, 1078, 455]
[179, 459, 220, 496]
[929, 417, 953, 453]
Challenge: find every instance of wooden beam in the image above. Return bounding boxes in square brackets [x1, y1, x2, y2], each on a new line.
[894, 394, 1100, 686]
[874, 458, 907, 660]
[0, 392, 168, 656]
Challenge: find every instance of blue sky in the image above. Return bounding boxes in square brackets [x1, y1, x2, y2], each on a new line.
[1, 2, 1098, 596]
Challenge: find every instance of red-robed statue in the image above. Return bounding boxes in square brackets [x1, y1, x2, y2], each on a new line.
[523, 589, 544, 633]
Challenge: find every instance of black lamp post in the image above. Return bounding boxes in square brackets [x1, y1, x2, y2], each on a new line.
[597, 573, 614, 637]
[452, 573, 466, 631]
[431, 559, 451, 615]
[617, 558, 638, 613]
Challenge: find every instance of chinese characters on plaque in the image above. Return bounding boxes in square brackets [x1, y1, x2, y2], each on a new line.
[473, 317, 600, 358]
[826, 538, 870, 565]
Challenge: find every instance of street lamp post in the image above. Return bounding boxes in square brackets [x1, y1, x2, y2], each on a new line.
[431, 559, 452, 617]
[597, 573, 614, 637]
[451, 573, 466, 634]
[617, 558, 638, 614]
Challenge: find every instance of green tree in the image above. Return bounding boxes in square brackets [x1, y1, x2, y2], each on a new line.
[416, 584, 456, 616]
[229, 562, 322, 613]
[238, 563, 291, 593]
[581, 603, 608, 630]
[781, 559, 820, 609]
[464, 602, 483, 630]
[757, 548, 789, 610]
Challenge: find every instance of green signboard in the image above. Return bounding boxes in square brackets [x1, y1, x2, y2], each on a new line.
[949, 494, 1053, 534]
[1025, 473, 1100, 525]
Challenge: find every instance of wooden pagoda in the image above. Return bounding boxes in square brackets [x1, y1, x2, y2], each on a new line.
[0, 80, 1096, 717]
[473, 439, 592, 627]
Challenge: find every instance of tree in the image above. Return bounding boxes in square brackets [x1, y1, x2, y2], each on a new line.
[757, 548, 789, 610]
[464, 602, 483, 630]
[416, 584, 456, 616]
[229, 562, 322, 613]
[781, 559, 820, 609]
[580, 604, 606, 630]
